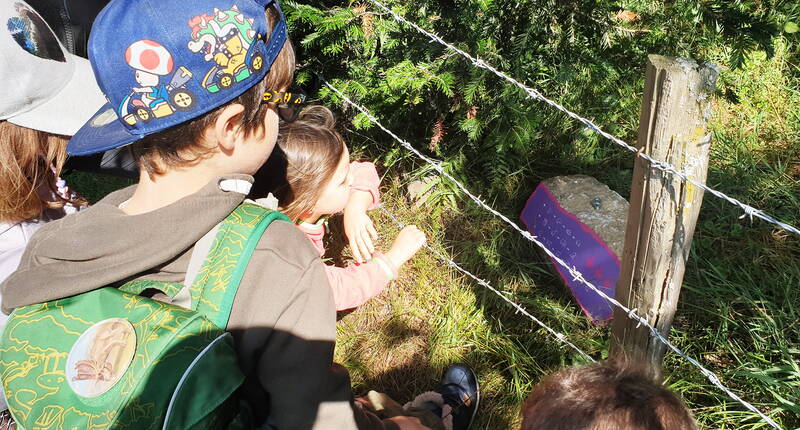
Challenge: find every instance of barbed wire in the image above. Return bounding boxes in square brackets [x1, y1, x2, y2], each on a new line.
[377, 205, 595, 362]
[323, 79, 783, 429]
[364, 0, 800, 238]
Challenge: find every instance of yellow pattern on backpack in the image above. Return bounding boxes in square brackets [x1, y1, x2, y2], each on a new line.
[0, 203, 287, 429]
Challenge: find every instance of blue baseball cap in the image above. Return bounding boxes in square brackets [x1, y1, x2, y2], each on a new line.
[67, 0, 287, 156]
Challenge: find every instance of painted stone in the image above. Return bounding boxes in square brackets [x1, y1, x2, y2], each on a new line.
[521, 175, 629, 323]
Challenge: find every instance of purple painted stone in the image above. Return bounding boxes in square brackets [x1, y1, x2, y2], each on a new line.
[520, 176, 628, 324]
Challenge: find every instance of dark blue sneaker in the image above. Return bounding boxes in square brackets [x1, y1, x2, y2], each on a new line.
[437, 364, 479, 430]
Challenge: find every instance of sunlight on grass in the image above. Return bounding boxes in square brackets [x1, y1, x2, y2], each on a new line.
[333, 179, 605, 429]
[334, 44, 799, 429]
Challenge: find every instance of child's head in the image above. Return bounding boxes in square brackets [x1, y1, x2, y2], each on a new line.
[521, 360, 697, 430]
[255, 105, 351, 222]
[66, 0, 296, 178]
[0, 0, 102, 222]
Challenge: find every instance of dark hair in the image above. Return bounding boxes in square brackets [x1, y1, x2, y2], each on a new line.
[521, 360, 698, 430]
[251, 105, 345, 221]
[131, 5, 296, 177]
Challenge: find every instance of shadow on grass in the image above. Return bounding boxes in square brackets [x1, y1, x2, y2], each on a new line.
[352, 350, 520, 430]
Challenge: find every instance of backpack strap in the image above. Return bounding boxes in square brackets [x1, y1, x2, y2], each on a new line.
[173, 223, 222, 308]
[189, 202, 290, 329]
[118, 222, 221, 307]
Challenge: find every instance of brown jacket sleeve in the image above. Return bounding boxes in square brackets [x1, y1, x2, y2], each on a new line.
[226, 220, 398, 430]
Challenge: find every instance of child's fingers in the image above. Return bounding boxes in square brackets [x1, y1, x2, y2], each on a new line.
[355, 396, 373, 409]
[359, 230, 373, 259]
[367, 221, 379, 241]
[361, 228, 375, 254]
[351, 236, 363, 263]
[407, 226, 426, 248]
[415, 234, 426, 249]
[353, 233, 368, 263]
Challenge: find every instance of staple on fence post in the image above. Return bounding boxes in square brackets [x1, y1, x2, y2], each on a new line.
[610, 55, 719, 377]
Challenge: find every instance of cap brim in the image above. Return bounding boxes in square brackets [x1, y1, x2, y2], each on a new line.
[8, 53, 107, 136]
[67, 102, 143, 156]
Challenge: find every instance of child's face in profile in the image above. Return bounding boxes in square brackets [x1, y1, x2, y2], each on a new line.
[311, 145, 352, 217]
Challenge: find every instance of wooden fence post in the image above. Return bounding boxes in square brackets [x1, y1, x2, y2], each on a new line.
[610, 55, 719, 375]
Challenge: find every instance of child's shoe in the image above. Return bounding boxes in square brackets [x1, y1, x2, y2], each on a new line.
[436, 364, 479, 430]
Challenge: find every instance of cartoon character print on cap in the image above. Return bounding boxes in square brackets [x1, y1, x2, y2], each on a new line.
[118, 40, 196, 126]
[187, 5, 264, 94]
[6, 1, 65, 62]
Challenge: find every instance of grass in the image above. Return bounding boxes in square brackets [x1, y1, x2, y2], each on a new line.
[63, 45, 799, 429]
[332, 44, 800, 429]
[331, 180, 602, 428]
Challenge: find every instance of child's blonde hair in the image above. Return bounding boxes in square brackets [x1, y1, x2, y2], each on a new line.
[252, 105, 345, 221]
[0, 121, 85, 223]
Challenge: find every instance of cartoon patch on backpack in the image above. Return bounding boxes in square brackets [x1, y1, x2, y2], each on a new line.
[66, 318, 136, 398]
[187, 5, 264, 93]
[118, 40, 196, 126]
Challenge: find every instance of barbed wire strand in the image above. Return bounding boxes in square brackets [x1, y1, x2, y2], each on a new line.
[377, 205, 595, 362]
[323, 80, 782, 429]
[364, 0, 800, 237]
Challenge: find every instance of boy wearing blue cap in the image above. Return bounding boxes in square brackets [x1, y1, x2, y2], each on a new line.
[0, 0, 440, 428]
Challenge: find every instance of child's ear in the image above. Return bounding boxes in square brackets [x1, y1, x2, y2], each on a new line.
[212, 103, 246, 152]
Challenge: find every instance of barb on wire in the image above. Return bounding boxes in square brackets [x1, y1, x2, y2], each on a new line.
[364, 0, 800, 237]
[323, 79, 783, 429]
[377, 206, 594, 362]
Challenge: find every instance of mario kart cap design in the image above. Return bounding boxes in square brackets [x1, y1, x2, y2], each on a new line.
[0, 0, 106, 135]
[67, 0, 287, 156]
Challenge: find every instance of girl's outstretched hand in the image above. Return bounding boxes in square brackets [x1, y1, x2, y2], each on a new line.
[385, 225, 426, 267]
[343, 191, 378, 262]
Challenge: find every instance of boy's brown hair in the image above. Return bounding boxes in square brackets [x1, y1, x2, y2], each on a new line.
[130, 5, 295, 177]
[0, 122, 86, 223]
[521, 360, 697, 430]
[251, 105, 345, 221]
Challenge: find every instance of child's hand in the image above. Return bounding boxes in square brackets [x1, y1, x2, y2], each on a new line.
[385, 225, 426, 267]
[344, 211, 378, 263]
[344, 191, 378, 262]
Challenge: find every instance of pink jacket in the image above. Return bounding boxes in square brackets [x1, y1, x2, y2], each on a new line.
[295, 162, 397, 311]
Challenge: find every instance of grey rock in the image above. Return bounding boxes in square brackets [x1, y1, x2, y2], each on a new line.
[406, 175, 438, 208]
[541, 175, 629, 257]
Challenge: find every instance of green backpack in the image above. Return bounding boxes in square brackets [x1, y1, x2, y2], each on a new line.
[0, 203, 289, 429]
